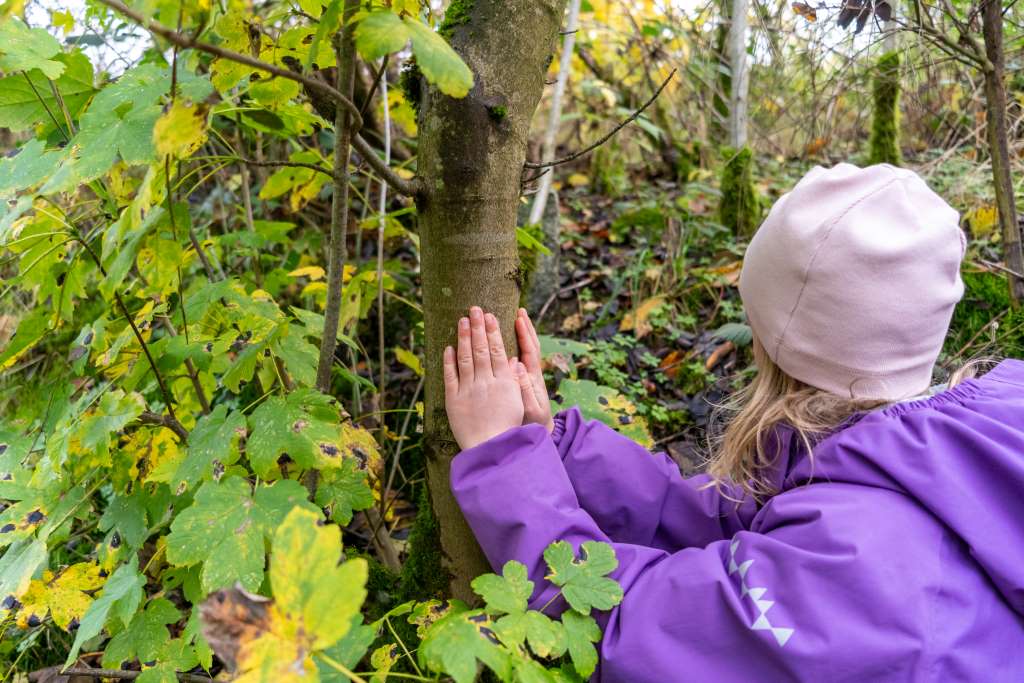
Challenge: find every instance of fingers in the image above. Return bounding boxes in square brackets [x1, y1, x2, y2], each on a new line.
[516, 362, 543, 415]
[443, 345, 459, 396]
[456, 316, 474, 383]
[469, 307, 492, 378]
[484, 312, 510, 376]
[517, 308, 543, 376]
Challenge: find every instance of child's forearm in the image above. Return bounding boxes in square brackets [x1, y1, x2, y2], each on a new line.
[553, 406, 756, 550]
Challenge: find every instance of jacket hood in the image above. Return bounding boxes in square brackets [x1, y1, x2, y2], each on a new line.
[779, 359, 1024, 615]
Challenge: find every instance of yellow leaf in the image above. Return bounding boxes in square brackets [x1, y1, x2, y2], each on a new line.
[395, 167, 415, 180]
[394, 347, 423, 376]
[969, 205, 999, 238]
[251, 289, 274, 302]
[288, 265, 326, 280]
[568, 173, 590, 188]
[154, 101, 210, 159]
[50, 9, 73, 34]
[16, 563, 104, 631]
[619, 295, 666, 338]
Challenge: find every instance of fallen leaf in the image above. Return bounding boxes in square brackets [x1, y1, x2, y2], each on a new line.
[619, 296, 665, 338]
[561, 314, 584, 333]
[705, 341, 735, 370]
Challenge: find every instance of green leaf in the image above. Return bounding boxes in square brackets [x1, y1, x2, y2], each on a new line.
[247, 389, 351, 478]
[418, 607, 511, 683]
[354, 11, 409, 61]
[543, 541, 623, 613]
[0, 539, 47, 608]
[65, 558, 146, 668]
[0, 139, 61, 198]
[165, 476, 317, 593]
[98, 489, 148, 549]
[538, 335, 591, 360]
[307, 0, 343, 68]
[270, 507, 367, 649]
[314, 615, 376, 681]
[404, 18, 474, 98]
[353, 12, 473, 98]
[101, 598, 181, 668]
[0, 307, 49, 371]
[471, 560, 533, 616]
[0, 51, 94, 133]
[171, 405, 246, 492]
[712, 321, 753, 347]
[0, 17, 64, 78]
[314, 459, 374, 525]
[561, 611, 601, 679]
[556, 379, 654, 448]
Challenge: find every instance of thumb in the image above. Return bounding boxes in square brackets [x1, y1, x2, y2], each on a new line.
[516, 362, 543, 415]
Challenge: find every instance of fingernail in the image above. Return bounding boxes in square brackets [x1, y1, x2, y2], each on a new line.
[519, 308, 527, 316]
[445, 345, 453, 355]
[485, 312, 496, 325]
[470, 306, 482, 319]
[459, 317, 469, 329]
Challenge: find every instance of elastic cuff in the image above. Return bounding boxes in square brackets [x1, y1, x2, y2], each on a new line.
[551, 406, 583, 458]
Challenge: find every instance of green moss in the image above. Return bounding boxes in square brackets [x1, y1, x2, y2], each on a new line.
[487, 104, 508, 122]
[346, 548, 401, 623]
[438, 0, 473, 40]
[868, 51, 902, 166]
[611, 206, 666, 242]
[398, 485, 450, 602]
[399, 60, 423, 117]
[673, 140, 701, 184]
[718, 145, 761, 237]
[945, 269, 1024, 359]
[590, 140, 628, 197]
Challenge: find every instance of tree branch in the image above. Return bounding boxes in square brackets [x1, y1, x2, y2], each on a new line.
[95, 0, 364, 130]
[351, 135, 420, 196]
[139, 411, 190, 441]
[523, 68, 676, 170]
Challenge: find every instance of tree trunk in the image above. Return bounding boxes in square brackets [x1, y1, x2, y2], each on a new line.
[981, 0, 1024, 302]
[727, 0, 750, 148]
[529, 0, 580, 225]
[416, 0, 570, 600]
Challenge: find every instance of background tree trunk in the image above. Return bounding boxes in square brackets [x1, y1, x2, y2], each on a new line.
[530, 0, 581, 225]
[727, 0, 750, 148]
[416, 0, 570, 600]
[981, 0, 1024, 302]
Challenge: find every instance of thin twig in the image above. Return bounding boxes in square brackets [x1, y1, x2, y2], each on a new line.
[523, 69, 676, 169]
[352, 135, 420, 196]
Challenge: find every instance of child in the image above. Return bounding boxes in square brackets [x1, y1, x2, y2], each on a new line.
[441, 164, 1024, 681]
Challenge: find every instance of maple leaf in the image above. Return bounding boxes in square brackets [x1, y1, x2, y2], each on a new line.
[166, 476, 318, 593]
[543, 541, 623, 613]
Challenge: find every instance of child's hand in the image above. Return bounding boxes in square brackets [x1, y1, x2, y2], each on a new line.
[443, 307, 525, 450]
[515, 308, 555, 432]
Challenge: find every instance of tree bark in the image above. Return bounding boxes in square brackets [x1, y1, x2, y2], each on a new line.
[727, 0, 750, 148]
[981, 0, 1024, 302]
[417, 0, 570, 600]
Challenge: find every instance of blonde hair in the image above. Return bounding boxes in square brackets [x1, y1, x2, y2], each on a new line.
[706, 340, 995, 499]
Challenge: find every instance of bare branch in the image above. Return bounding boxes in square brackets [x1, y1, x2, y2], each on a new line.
[523, 69, 677, 170]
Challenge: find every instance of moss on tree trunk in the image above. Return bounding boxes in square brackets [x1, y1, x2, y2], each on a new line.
[415, 0, 570, 600]
[868, 51, 902, 166]
[719, 145, 760, 237]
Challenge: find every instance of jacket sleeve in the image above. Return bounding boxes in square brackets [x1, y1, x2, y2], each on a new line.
[451, 424, 933, 682]
[552, 407, 754, 550]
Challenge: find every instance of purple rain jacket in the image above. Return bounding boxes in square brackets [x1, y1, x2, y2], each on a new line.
[450, 359, 1024, 682]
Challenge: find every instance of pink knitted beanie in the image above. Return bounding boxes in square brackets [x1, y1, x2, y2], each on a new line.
[738, 163, 966, 400]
